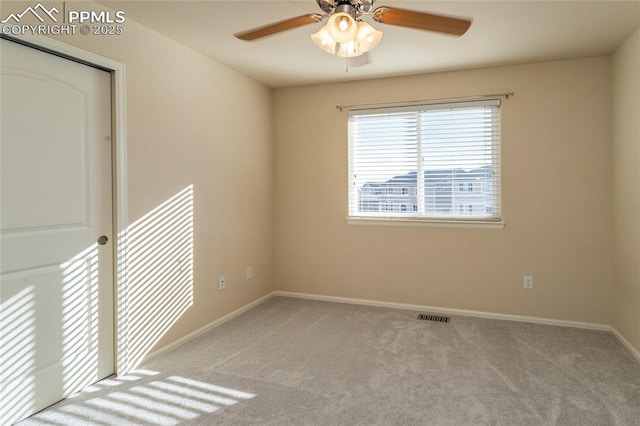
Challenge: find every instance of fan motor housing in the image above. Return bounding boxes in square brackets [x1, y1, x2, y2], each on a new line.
[336, 3, 356, 18]
[316, 0, 376, 15]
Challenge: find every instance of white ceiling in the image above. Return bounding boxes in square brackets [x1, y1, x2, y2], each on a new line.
[100, 1, 640, 88]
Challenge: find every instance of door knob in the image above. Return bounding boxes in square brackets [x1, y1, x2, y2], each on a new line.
[97, 235, 109, 245]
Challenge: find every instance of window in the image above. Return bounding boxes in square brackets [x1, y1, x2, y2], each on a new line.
[348, 99, 501, 222]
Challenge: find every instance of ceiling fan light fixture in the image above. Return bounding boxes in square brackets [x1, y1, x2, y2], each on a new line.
[355, 21, 383, 53]
[326, 12, 358, 43]
[235, 2, 473, 63]
[311, 25, 337, 54]
[336, 40, 363, 58]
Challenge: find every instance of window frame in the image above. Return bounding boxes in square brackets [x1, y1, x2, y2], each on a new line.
[347, 99, 505, 229]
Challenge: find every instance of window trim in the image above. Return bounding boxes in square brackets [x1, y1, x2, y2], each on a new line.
[346, 217, 506, 229]
[347, 98, 503, 228]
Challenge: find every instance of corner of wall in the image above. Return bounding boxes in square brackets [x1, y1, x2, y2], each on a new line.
[612, 26, 640, 356]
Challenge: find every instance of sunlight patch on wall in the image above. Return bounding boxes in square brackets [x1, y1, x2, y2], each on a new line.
[1, 185, 195, 423]
[118, 185, 195, 372]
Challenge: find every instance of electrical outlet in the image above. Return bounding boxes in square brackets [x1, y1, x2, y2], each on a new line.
[218, 276, 225, 291]
[524, 275, 534, 290]
[246, 266, 253, 280]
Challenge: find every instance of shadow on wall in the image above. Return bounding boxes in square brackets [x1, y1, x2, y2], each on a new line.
[118, 185, 195, 372]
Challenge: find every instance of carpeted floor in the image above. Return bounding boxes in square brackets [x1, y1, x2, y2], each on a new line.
[19, 296, 640, 425]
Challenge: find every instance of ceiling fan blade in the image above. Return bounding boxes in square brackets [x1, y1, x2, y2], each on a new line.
[373, 7, 471, 36]
[235, 14, 323, 41]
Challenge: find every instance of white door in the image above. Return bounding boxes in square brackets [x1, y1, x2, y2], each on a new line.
[0, 38, 114, 425]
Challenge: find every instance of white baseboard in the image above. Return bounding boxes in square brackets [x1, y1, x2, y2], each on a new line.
[272, 290, 612, 331]
[140, 290, 639, 368]
[611, 326, 640, 363]
[142, 292, 273, 364]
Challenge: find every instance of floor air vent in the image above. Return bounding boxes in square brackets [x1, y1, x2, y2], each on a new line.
[417, 314, 450, 323]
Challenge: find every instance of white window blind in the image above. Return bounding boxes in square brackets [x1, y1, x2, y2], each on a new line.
[348, 99, 501, 222]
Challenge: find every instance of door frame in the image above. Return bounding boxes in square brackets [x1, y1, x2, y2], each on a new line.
[1, 34, 130, 377]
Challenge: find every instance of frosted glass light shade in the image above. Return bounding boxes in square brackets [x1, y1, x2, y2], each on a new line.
[311, 25, 337, 54]
[337, 40, 363, 57]
[326, 12, 358, 43]
[355, 21, 383, 53]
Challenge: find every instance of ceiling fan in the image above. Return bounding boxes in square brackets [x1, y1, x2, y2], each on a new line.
[234, 0, 471, 58]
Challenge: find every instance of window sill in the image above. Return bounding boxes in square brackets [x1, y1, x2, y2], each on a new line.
[346, 217, 506, 229]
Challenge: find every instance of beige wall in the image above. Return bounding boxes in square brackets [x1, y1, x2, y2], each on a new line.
[1, 2, 274, 358]
[274, 57, 613, 324]
[613, 28, 640, 353]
